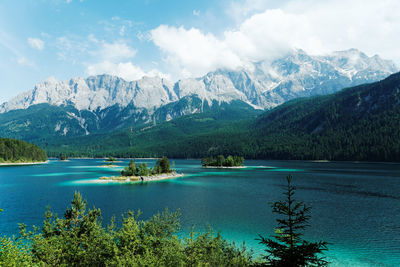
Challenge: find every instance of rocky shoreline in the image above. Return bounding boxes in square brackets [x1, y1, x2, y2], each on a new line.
[99, 171, 184, 182]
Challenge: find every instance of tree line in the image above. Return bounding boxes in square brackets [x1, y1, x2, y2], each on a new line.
[0, 138, 47, 163]
[201, 155, 244, 167]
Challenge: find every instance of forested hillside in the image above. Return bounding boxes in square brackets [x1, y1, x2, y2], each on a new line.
[33, 72, 400, 162]
[252, 72, 400, 161]
[0, 138, 47, 163]
[43, 101, 260, 158]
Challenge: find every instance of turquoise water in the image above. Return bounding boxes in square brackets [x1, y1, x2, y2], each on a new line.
[0, 159, 399, 266]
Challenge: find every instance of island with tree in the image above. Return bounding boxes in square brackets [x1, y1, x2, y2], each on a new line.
[58, 153, 69, 161]
[100, 156, 183, 182]
[201, 155, 244, 168]
[98, 156, 120, 168]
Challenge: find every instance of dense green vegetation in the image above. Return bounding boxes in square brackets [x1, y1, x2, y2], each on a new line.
[121, 156, 172, 177]
[201, 155, 244, 167]
[1, 192, 253, 266]
[0, 138, 47, 163]
[58, 153, 68, 161]
[4, 73, 400, 162]
[0, 177, 328, 266]
[39, 101, 260, 158]
[258, 175, 328, 266]
[106, 157, 116, 162]
[56, 72, 398, 162]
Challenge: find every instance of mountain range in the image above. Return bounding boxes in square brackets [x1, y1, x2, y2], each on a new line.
[2, 48, 397, 113]
[0, 48, 398, 160]
[45, 71, 400, 161]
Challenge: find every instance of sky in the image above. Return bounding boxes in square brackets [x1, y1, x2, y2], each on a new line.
[1, 0, 400, 103]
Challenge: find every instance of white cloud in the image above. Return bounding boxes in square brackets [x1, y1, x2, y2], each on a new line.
[151, 25, 242, 78]
[28, 37, 45, 50]
[96, 41, 136, 61]
[87, 61, 170, 81]
[17, 57, 35, 67]
[150, 0, 400, 78]
[193, 10, 200, 16]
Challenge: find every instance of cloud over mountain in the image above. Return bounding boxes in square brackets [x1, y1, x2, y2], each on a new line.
[151, 0, 400, 79]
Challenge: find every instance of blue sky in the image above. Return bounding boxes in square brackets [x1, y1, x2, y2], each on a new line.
[1, 0, 400, 103]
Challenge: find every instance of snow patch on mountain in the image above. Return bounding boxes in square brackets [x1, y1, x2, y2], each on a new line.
[0, 48, 397, 115]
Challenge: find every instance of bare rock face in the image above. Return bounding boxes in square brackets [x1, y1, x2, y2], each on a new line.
[0, 48, 397, 131]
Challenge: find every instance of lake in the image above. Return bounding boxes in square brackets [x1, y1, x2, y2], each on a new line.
[0, 159, 399, 266]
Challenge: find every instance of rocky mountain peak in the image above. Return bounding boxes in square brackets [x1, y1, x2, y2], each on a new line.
[0, 49, 397, 114]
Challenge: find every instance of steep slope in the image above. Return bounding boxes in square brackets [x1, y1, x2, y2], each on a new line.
[52, 72, 400, 162]
[0, 75, 177, 113]
[43, 101, 262, 157]
[0, 48, 397, 144]
[252, 72, 400, 161]
[1, 49, 396, 114]
[0, 95, 230, 142]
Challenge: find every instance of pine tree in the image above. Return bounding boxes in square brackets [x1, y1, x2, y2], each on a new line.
[258, 175, 328, 266]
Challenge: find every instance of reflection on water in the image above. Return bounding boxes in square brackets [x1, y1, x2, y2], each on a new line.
[0, 159, 399, 266]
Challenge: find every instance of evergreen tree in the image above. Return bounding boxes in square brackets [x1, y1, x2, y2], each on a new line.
[1, 192, 252, 266]
[154, 156, 171, 174]
[138, 163, 150, 176]
[121, 160, 138, 176]
[258, 175, 328, 266]
[217, 155, 225, 167]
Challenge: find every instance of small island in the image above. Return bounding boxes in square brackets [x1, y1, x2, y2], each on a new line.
[99, 156, 183, 182]
[98, 157, 120, 168]
[201, 155, 244, 168]
[58, 153, 69, 161]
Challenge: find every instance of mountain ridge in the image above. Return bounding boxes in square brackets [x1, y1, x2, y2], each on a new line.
[0, 48, 397, 145]
[1, 48, 397, 114]
[3, 71, 399, 162]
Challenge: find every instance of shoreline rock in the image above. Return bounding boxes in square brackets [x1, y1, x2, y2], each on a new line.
[99, 171, 184, 183]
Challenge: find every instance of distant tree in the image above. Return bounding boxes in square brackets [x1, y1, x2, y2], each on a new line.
[138, 163, 150, 176]
[121, 160, 138, 176]
[201, 157, 214, 166]
[59, 153, 67, 161]
[154, 156, 171, 174]
[201, 155, 244, 167]
[224, 155, 235, 167]
[217, 155, 225, 167]
[106, 157, 116, 163]
[233, 156, 244, 166]
[258, 175, 328, 266]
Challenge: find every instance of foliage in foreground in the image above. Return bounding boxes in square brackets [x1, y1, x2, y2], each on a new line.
[258, 175, 328, 266]
[1, 192, 253, 266]
[1, 176, 329, 266]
